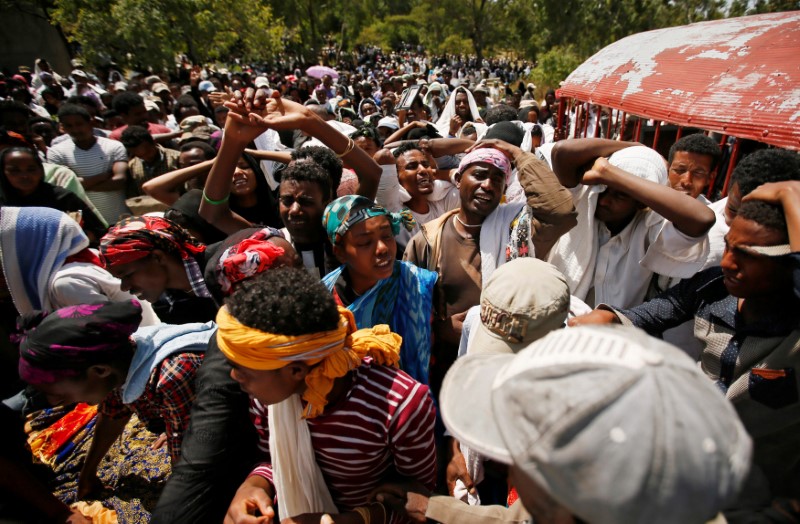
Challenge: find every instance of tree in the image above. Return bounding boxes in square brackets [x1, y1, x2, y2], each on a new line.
[528, 45, 584, 95]
[51, 0, 285, 70]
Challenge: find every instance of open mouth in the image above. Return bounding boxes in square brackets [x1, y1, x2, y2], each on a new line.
[473, 193, 493, 205]
[375, 259, 392, 269]
[722, 273, 740, 286]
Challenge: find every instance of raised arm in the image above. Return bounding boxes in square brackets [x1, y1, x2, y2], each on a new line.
[143, 159, 214, 206]
[551, 138, 638, 188]
[384, 120, 428, 145]
[243, 148, 292, 164]
[197, 117, 255, 235]
[234, 90, 381, 200]
[586, 157, 715, 238]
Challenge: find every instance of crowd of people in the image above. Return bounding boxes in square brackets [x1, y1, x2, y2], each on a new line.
[1, 46, 799, 524]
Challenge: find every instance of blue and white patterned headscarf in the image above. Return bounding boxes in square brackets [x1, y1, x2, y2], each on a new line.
[322, 195, 415, 246]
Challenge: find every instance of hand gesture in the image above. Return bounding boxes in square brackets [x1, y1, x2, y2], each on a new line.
[435, 311, 467, 345]
[581, 157, 611, 186]
[209, 90, 234, 109]
[226, 90, 315, 133]
[449, 115, 464, 136]
[742, 180, 800, 207]
[370, 481, 431, 524]
[224, 478, 275, 524]
[445, 439, 475, 497]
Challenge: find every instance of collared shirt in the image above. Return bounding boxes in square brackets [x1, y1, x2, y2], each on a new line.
[553, 185, 710, 310]
[603, 256, 800, 497]
[128, 145, 181, 195]
[100, 352, 204, 462]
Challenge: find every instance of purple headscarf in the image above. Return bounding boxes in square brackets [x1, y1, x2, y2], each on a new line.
[458, 148, 513, 185]
[17, 300, 142, 385]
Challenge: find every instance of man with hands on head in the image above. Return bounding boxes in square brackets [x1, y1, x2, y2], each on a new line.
[545, 138, 715, 310]
[571, 164, 800, 518]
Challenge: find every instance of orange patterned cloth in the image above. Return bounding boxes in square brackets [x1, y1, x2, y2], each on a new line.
[27, 403, 97, 465]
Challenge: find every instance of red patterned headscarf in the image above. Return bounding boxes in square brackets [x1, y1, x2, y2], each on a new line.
[99, 216, 206, 267]
[216, 228, 285, 295]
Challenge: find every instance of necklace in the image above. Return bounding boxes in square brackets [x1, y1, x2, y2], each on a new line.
[454, 215, 482, 229]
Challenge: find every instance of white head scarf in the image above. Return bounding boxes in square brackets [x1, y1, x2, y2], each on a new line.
[547, 146, 669, 302]
[435, 86, 484, 136]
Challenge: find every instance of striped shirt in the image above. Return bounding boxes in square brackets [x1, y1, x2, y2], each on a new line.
[47, 137, 129, 224]
[249, 360, 437, 519]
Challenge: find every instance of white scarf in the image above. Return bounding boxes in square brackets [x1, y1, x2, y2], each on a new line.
[479, 201, 529, 283]
[268, 394, 338, 518]
[547, 146, 669, 301]
[435, 87, 484, 136]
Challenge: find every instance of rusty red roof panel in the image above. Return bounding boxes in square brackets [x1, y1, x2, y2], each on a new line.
[558, 12, 800, 150]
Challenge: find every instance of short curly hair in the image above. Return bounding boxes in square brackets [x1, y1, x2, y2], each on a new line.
[291, 146, 343, 194]
[668, 133, 722, 171]
[485, 104, 518, 126]
[286, 150, 337, 199]
[225, 267, 340, 335]
[392, 141, 422, 159]
[737, 200, 788, 240]
[732, 149, 800, 196]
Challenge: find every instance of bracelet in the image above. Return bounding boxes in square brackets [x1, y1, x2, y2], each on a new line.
[354, 506, 370, 524]
[336, 137, 356, 158]
[202, 190, 230, 206]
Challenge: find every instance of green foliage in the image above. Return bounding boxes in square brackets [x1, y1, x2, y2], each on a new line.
[44, 0, 798, 75]
[355, 15, 420, 50]
[527, 45, 585, 97]
[51, 0, 285, 69]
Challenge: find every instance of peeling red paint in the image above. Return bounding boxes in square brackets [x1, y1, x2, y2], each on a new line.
[558, 12, 800, 150]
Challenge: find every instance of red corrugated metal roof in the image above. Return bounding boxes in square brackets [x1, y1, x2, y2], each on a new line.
[558, 12, 800, 150]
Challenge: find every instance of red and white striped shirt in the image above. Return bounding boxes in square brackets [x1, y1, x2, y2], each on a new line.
[249, 359, 437, 516]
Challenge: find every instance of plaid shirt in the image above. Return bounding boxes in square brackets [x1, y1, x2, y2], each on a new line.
[601, 254, 800, 497]
[100, 352, 204, 462]
[128, 145, 181, 195]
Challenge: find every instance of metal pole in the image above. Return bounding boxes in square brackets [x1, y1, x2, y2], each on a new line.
[652, 120, 662, 150]
[721, 139, 742, 197]
[706, 134, 728, 199]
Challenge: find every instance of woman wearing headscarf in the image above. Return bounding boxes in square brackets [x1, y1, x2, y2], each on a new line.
[0, 206, 159, 326]
[218, 268, 436, 523]
[17, 299, 214, 500]
[321, 195, 437, 385]
[99, 215, 217, 323]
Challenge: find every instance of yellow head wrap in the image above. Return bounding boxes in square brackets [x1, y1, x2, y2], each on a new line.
[216, 305, 402, 418]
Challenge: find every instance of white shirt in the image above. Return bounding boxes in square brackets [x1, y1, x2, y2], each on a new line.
[396, 186, 461, 249]
[47, 136, 129, 224]
[550, 185, 710, 310]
